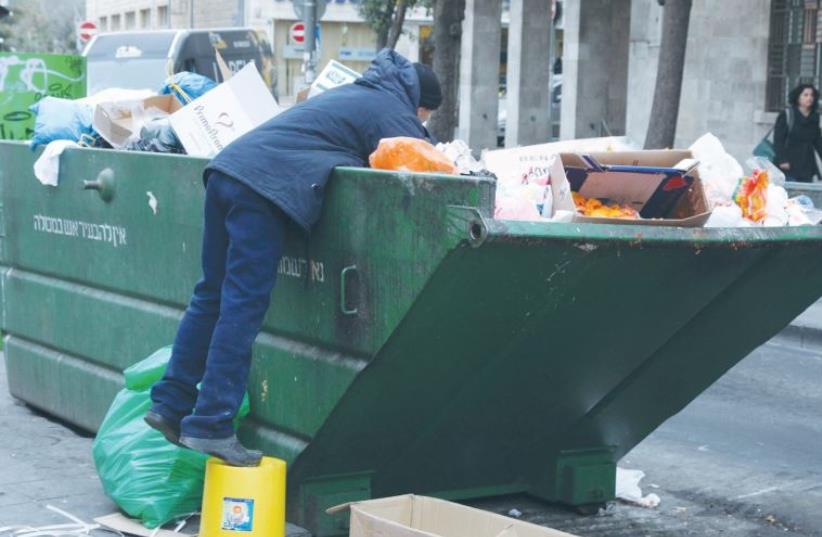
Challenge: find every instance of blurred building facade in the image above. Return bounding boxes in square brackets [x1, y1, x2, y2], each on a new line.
[563, 0, 818, 161]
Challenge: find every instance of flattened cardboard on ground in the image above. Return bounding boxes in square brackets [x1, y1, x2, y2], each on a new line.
[94, 513, 196, 537]
[553, 150, 712, 227]
[93, 95, 183, 148]
[328, 495, 580, 537]
[94, 513, 312, 537]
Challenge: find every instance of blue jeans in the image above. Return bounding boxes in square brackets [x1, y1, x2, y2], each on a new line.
[150, 171, 286, 439]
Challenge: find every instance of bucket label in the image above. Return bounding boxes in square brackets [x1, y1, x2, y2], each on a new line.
[221, 497, 254, 532]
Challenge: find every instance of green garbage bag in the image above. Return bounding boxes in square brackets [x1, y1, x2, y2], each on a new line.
[92, 347, 251, 528]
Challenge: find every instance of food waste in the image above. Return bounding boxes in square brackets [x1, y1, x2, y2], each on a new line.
[573, 192, 640, 219]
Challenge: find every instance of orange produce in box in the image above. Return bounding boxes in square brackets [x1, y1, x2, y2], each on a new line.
[572, 192, 640, 219]
[369, 137, 457, 174]
[734, 169, 768, 223]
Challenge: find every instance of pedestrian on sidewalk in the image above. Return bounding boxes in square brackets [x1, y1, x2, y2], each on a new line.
[144, 50, 442, 466]
[774, 83, 822, 182]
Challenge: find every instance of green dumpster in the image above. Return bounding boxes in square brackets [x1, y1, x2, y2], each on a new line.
[3, 140, 822, 535]
[786, 180, 822, 208]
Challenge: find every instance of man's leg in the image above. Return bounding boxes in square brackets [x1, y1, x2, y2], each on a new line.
[149, 173, 230, 432]
[180, 175, 286, 464]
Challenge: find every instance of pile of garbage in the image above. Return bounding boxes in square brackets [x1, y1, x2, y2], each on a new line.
[368, 132, 822, 228]
[30, 72, 217, 154]
[690, 134, 822, 227]
[479, 134, 822, 227]
[29, 54, 283, 187]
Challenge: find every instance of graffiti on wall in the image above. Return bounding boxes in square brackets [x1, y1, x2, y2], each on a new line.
[0, 53, 86, 140]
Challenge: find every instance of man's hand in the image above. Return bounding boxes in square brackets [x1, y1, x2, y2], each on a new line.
[779, 162, 791, 171]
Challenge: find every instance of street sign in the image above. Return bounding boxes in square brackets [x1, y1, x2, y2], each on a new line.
[291, 0, 327, 21]
[289, 22, 305, 44]
[78, 20, 97, 43]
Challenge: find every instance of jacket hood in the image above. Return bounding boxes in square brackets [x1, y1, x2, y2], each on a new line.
[356, 49, 420, 111]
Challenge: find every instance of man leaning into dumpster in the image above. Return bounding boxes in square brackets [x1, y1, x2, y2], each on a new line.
[143, 50, 443, 466]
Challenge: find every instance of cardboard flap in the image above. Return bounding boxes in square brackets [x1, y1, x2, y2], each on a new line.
[214, 48, 233, 81]
[326, 502, 354, 515]
[93, 95, 181, 148]
[169, 62, 281, 158]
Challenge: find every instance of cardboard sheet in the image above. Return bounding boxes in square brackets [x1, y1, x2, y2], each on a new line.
[169, 62, 281, 158]
[330, 495, 581, 537]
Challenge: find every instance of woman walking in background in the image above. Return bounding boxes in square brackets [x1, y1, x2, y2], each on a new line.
[774, 83, 822, 182]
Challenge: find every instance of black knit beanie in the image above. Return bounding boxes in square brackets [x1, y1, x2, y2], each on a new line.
[413, 63, 443, 110]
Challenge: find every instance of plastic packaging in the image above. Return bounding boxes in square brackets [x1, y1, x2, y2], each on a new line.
[746, 156, 786, 186]
[763, 184, 789, 227]
[160, 72, 218, 104]
[92, 347, 250, 529]
[125, 118, 184, 154]
[704, 204, 751, 228]
[786, 195, 822, 225]
[689, 133, 744, 207]
[734, 169, 769, 223]
[369, 137, 457, 174]
[435, 140, 484, 174]
[494, 188, 544, 221]
[29, 97, 95, 149]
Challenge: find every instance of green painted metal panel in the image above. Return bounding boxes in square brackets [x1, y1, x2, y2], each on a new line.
[4, 335, 123, 430]
[0, 53, 86, 140]
[5, 140, 822, 535]
[785, 181, 822, 214]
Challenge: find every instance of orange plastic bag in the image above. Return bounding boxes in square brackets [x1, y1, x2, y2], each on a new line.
[734, 169, 769, 222]
[369, 137, 457, 174]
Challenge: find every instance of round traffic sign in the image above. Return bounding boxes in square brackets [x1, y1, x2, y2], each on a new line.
[78, 20, 97, 42]
[289, 22, 305, 44]
[292, 0, 327, 21]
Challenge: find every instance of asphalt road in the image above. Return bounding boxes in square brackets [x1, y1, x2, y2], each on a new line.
[472, 339, 822, 536]
[2, 339, 821, 535]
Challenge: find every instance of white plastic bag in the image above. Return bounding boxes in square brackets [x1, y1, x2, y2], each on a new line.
[704, 204, 751, 228]
[763, 185, 789, 227]
[435, 140, 484, 175]
[689, 133, 743, 206]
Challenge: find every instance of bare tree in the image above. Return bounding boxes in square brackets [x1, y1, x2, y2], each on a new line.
[360, 0, 426, 51]
[644, 0, 693, 149]
[386, 0, 408, 50]
[428, 0, 466, 142]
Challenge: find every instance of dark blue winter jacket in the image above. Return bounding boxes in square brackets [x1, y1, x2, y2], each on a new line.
[205, 49, 429, 231]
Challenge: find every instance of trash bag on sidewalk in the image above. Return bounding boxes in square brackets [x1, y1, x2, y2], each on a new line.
[92, 347, 251, 529]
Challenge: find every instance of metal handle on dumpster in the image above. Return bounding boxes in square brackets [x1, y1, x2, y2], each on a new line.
[340, 265, 359, 316]
[83, 168, 115, 202]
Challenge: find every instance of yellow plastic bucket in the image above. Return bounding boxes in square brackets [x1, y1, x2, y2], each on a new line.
[200, 456, 287, 537]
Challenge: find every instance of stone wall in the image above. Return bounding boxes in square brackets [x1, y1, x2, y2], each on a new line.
[625, 0, 774, 160]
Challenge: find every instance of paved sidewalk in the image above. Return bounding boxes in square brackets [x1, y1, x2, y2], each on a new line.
[2, 340, 819, 536]
[0, 353, 116, 528]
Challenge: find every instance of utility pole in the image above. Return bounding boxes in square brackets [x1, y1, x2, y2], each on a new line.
[190, 0, 195, 28]
[303, 0, 317, 84]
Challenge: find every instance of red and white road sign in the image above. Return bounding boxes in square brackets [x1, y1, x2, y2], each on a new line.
[289, 22, 305, 44]
[78, 20, 97, 43]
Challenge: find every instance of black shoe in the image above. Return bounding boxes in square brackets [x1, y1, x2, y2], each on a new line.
[144, 410, 183, 447]
[179, 434, 263, 467]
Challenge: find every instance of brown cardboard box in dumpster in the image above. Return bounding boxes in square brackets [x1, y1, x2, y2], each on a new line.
[328, 495, 580, 537]
[93, 95, 183, 148]
[552, 149, 712, 227]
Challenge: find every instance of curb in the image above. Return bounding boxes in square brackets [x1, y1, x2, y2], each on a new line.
[771, 323, 822, 353]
